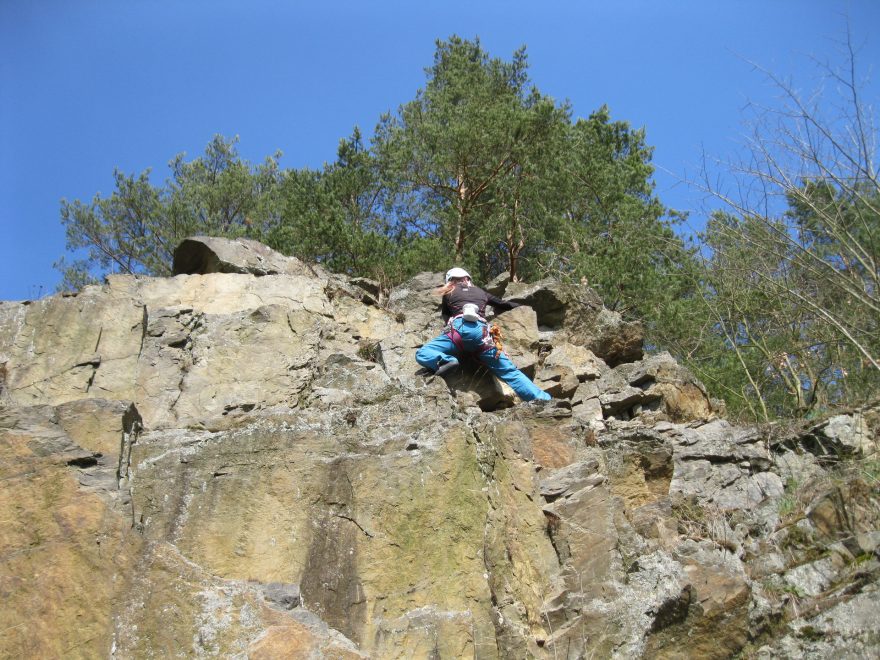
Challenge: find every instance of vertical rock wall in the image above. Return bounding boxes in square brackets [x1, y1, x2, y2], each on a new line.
[1, 237, 877, 658]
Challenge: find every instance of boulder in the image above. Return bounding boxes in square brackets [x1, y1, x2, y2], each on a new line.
[505, 278, 574, 328]
[582, 309, 644, 366]
[505, 278, 643, 366]
[482, 271, 510, 297]
[597, 352, 716, 423]
[444, 361, 513, 411]
[803, 412, 877, 457]
[494, 305, 540, 378]
[543, 343, 604, 381]
[494, 305, 539, 351]
[534, 364, 580, 399]
[573, 397, 604, 423]
[172, 235, 317, 277]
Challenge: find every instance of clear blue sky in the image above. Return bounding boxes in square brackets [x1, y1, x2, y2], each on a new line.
[1, 0, 878, 300]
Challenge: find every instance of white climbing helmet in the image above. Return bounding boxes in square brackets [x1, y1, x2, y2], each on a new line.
[445, 267, 472, 283]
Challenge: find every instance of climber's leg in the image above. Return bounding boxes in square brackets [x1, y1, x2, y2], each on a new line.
[416, 334, 461, 373]
[479, 349, 551, 401]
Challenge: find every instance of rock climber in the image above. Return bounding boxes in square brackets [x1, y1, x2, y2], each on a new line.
[415, 268, 552, 402]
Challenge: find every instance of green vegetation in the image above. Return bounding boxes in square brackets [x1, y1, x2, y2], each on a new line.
[58, 34, 878, 422]
[58, 36, 679, 309]
[675, 35, 880, 420]
[777, 478, 802, 520]
[356, 340, 381, 364]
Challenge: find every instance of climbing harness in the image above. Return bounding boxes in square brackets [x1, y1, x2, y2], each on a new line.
[443, 312, 505, 359]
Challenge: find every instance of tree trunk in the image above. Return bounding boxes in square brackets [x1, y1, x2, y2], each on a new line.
[455, 170, 467, 260]
[506, 196, 527, 282]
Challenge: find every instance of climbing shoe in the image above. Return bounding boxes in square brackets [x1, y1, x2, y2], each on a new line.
[435, 359, 460, 378]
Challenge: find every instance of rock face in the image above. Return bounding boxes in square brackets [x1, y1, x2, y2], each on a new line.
[1, 236, 877, 658]
[172, 235, 321, 278]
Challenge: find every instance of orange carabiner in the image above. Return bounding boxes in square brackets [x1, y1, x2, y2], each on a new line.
[489, 323, 504, 356]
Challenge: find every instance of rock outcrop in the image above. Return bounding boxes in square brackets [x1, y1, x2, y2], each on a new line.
[1, 236, 877, 658]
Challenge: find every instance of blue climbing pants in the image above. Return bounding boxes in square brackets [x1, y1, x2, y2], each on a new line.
[415, 318, 551, 401]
